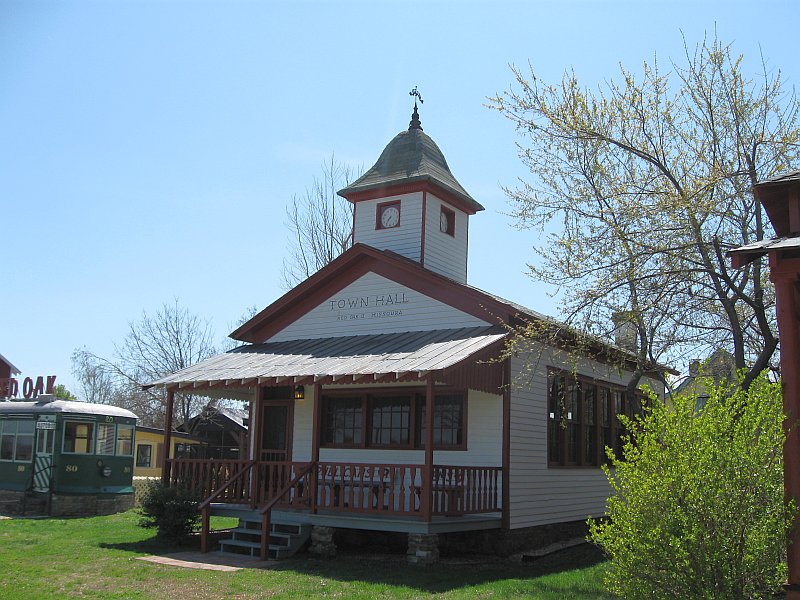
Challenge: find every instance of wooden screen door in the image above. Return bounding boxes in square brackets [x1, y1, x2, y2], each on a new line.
[261, 401, 292, 462]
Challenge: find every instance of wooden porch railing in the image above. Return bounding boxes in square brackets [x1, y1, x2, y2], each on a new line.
[431, 465, 502, 516]
[197, 461, 255, 553]
[175, 458, 503, 555]
[259, 462, 316, 560]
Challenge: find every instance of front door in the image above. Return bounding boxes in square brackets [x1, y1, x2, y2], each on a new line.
[33, 416, 56, 493]
[261, 401, 292, 462]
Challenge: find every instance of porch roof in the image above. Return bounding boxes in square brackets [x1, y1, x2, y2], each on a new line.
[146, 326, 507, 394]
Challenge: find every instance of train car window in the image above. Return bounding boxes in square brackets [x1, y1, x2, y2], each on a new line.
[63, 421, 95, 454]
[116, 425, 134, 456]
[0, 420, 34, 462]
[97, 423, 115, 455]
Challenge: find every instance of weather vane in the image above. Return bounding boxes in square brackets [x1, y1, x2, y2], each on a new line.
[409, 86, 423, 106]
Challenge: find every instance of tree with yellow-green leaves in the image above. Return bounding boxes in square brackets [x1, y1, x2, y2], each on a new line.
[491, 35, 799, 393]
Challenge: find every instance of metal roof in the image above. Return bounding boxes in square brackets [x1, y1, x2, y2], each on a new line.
[728, 235, 800, 257]
[338, 126, 484, 213]
[148, 326, 507, 388]
[0, 398, 137, 419]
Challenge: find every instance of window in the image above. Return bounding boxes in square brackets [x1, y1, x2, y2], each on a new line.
[136, 444, 153, 468]
[322, 397, 363, 445]
[321, 390, 466, 450]
[97, 423, 115, 455]
[0, 420, 34, 462]
[419, 394, 465, 449]
[117, 425, 134, 456]
[548, 369, 646, 468]
[439, 206, 455, 236]
[63, 421, 94, 454]
[370, 396, 411, 446]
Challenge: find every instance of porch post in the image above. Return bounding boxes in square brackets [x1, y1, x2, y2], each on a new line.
[311, 382, 322, 463]
[502, 357, 511, 530]
[423, 373, 435, 521]
[252, 385, 264, 462]
[161, 387, 175, 484]
[251, 385, 264, 506]
[311, 381, 322, 514]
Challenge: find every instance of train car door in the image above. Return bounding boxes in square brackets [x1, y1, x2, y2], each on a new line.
[33, 415, 56, 493]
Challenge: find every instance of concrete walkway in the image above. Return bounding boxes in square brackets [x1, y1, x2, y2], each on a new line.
[136, 551, 277, 571]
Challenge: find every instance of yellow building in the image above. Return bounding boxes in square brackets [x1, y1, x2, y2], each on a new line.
[134, 426, 202, 478]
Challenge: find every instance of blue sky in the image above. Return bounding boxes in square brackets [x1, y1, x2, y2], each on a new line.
[2, 0, 798, 393]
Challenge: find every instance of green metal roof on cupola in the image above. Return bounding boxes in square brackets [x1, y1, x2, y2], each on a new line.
[338, 105, 484, 214]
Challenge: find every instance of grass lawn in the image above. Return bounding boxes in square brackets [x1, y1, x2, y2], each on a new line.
[0, 511, 613, 599]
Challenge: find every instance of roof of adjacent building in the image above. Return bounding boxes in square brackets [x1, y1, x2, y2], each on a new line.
[149, 326, 506, 389]
[753, 170, 800, 187]
[0, 352, 20, 375]
[0, 398, 137, 419]
[338, 108, 484, 214]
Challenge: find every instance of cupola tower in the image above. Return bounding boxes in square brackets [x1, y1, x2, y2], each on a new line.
[338, 97, 483, 284]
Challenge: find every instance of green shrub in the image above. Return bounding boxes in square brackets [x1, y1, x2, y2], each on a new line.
[589, 373, 792, 600]
[138, 480, 200, 541]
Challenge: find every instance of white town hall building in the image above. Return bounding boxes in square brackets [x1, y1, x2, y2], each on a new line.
[149, 101, 665, 562]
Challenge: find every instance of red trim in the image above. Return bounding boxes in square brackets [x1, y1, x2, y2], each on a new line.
[231, 244, 516, 343]
[161, 389, 175, 484]
[420, 191, 427, 267]
[343, 180, 482, 216]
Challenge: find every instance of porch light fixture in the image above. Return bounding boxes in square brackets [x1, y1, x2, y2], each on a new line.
[294, 385, 305, 401]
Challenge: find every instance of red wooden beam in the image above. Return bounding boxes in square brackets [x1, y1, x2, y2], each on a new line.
[161, 388, 175, 484]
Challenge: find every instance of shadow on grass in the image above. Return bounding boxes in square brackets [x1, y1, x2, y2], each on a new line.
[102, 531, 609, 597]
[268, 544, 609, 595]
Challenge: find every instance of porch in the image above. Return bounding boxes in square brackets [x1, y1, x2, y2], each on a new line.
[166, 458, 502, 558]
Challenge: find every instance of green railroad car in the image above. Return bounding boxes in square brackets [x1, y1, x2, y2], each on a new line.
[0, 395, 137, 516]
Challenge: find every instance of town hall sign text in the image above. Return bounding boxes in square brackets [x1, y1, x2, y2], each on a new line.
[329, 292, 410, 322]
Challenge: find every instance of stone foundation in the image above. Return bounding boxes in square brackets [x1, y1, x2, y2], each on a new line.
[308, 525, 337, 558]
[407, 533, 439, 565]
[49, 493, 134, 517]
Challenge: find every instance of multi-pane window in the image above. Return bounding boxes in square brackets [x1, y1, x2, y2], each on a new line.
[583, 384, 596, 465]
[548, 375, 563, 463]
[322, 397, 363, 445]
[322, 391, 466, 450]
[0, 420, 34, 462]
[370, 397, 411, 446]
[419, 394, 464, 449]
[548, 369, 646, 468]
[599, 387, 613, 464]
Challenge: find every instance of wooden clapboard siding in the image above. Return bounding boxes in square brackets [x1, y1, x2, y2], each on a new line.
[507, 343, 664, 529]
[268, 272, 490, 342]
[422, 194, 468, 283]
[353, 192, 423, 261]
[290, 389, 501, 467]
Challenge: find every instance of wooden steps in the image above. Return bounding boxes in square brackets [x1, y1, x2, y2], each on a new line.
[212, 505, 311, 560]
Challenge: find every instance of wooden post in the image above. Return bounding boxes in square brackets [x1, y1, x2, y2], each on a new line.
[423, 373, 435, 521]
[251, 385, 264, 507]
[771, 258, 800, 599]
[200, 506, 210, 553]
[161, 388, 175, 485]
[501, 357, 511, 530]
[260, 510, 271, 561]
[311, 382, 322, 463]
[311, 381, 322, 514]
